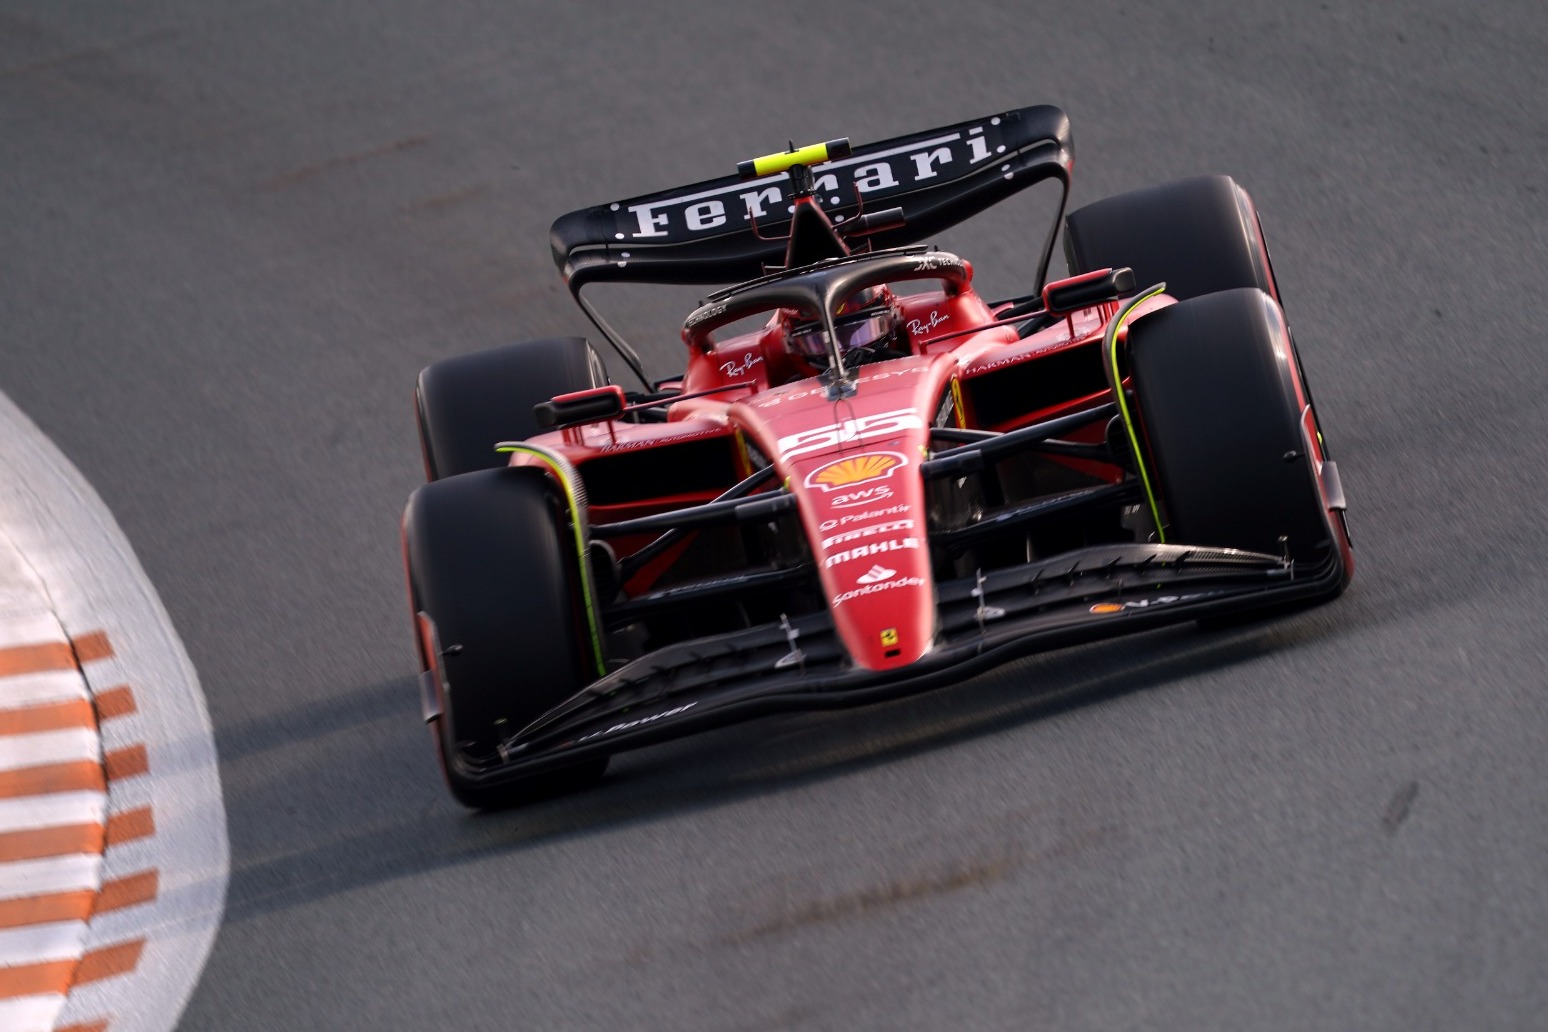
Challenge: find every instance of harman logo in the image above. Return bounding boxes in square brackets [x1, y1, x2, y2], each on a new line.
[805, 452, 905, 492]
[1088, 593, 1214, 615]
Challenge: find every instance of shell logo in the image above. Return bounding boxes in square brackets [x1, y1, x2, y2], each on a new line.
[804, 451, 906, 492]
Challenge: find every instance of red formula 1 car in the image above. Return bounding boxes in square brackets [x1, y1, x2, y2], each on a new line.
[403, 104, 1353, 808]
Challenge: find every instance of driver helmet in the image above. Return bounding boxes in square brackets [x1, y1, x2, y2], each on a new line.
[787, 287, 901, 368]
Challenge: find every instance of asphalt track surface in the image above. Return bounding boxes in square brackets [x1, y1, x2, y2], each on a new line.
[3, 2, 1547, 1029]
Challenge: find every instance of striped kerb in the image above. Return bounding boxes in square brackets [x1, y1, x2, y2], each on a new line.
[0, 631, 158, 1032]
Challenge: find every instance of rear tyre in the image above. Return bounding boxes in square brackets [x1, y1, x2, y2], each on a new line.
[1126, 288, 1350, 598]
[416, 337, 606, 480]
[1064, 175, 1277, 302]
[404, 467, 607, 809]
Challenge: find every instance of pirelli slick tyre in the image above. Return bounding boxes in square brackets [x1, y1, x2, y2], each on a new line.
[1064, 175, 1278, 303]
[404, 467, 607, 809]
[416, 336, 607, 480]
[1071, 173, 1346, 486]
[1126, 288, 1349, 598]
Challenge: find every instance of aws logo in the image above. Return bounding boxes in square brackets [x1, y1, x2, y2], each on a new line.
[831, 486, 894, 508]
[804, 451, 906, 492]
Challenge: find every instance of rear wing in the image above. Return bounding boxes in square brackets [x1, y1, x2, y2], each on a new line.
[550, 104, 1072, 388]
[550, 104, 1074, 291]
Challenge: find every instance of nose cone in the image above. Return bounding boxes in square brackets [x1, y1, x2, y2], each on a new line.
[792, 450, 936, 670]
[732, 354, 950, 670]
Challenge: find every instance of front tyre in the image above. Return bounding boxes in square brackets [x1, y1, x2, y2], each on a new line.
[1126, 288, 1351, 598]
[403, 467, 608, 809]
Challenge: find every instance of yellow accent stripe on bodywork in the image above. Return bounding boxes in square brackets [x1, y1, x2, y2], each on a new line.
[1103, 283, 1169, 543]
[494, 443, 607, 676]
[733, 428, 753, 478]
[751, 142, 831, 177]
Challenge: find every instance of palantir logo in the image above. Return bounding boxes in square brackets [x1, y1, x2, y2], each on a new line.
[856, 565, 896, 585]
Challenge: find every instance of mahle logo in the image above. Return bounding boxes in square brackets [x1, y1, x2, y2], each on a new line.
[822, 537, 920, 569]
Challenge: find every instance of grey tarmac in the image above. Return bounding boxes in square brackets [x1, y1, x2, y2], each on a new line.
[2, 1, 1546, 1029]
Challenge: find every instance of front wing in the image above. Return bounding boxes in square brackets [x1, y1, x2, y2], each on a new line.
[430, 541, 1345, 790]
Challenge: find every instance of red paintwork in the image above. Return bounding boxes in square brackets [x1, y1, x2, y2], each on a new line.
[732, 356, 942, 669]
[508, 261, 1162, 674]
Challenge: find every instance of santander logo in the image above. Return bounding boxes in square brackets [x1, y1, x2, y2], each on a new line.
[856, 565, 896, 585]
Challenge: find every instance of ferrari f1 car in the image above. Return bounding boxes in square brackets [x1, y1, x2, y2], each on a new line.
[403, 104, 1353, 808]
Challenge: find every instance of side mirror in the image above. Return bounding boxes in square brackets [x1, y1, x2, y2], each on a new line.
[1042, 267, 1136, 315]
[533, 385, 626, 429]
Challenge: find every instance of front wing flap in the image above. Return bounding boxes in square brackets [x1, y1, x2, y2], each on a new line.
[462, 541, 1341, 787]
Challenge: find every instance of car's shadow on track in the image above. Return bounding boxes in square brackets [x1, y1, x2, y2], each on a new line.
[219, 611, 1341, 925]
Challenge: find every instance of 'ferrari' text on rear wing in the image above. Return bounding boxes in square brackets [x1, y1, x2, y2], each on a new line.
[549, 104, 1073, 291]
